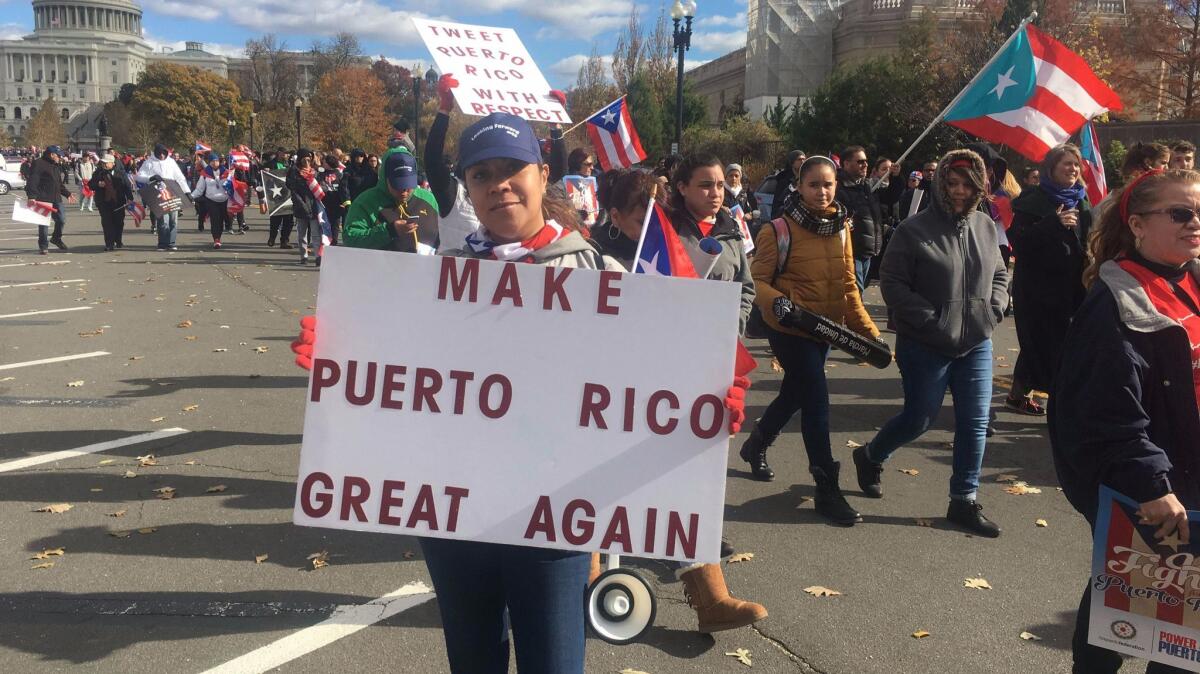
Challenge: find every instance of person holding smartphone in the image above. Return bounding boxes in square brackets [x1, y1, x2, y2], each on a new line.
[1006, 144, 1092, 415]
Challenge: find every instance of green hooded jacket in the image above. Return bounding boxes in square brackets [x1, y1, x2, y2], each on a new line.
[343, 146, 439, 250]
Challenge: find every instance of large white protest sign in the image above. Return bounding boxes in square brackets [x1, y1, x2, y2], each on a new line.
[12, 198, 52, 227]
[412, 18, 571, 125]
[294, 246, 740, 563]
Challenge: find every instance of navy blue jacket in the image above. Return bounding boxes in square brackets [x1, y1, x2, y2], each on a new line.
[1049, 259, 1200, 524]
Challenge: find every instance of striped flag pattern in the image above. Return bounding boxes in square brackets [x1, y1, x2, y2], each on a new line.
[126, 201, 145, 227]
[584, 96, 647, 171]
[945, 24, 1121, 161]
[1079, 119, 1108, 206]
[230, 150, 250, 172]
[194, 141, 212, 154]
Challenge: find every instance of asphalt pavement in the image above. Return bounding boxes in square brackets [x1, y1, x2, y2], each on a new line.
[0, 189, 1093, 673]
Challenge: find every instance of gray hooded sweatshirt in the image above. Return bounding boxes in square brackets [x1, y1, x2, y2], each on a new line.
[879, 148, 1009, 358]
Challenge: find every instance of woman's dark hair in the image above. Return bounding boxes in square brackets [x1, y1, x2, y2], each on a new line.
[567, 148, 592, 173]
[1122, 142, 1170, 179]
[323, 154, 339, 169]
[1022, 165, 1038, 180]
[670, 152, 723, 209]
[367, 154, 379, 165]
[796, 156, 839, 183]
[598, 168, 656, 213]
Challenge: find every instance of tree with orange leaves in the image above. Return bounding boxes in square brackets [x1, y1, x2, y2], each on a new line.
[307, 67, 391, 154]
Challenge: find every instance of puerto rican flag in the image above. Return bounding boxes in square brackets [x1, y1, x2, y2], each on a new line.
[730, 204, 755, 254]
[126, 201, 145, 227]
[584, 96, 647, 171]
[225, 176, 248, 216]
[944, 23, 1122, 161]
[633, 200, 697, 277]
[194, 141, 212, 154]
[1080, 118, 1108, 206]
[304, 173, 332, 256]
[229, 150, 250, 172]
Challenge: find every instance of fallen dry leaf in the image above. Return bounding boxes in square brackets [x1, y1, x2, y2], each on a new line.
[183, 335, 197, 341]
[803, 585, 842, 597]
[995, 474, 1020, 483]
[770, 358, 782, 372]
[308, 550, 330, 570]
[964, 577, 992, 590]
[184, 460, 197, 466]
[253, 346, 269, 353]
[150, 416, 165, 423]
[182, 404, 198, 412]
[34, 503, 73, 514]
[205, 484, 227, 493]
[0, 376, 14, 382]
[129, 355, 143, 360]
[137, 454, 157, 467]
[123, 470, 137, 478]
[402, 551, 415, 560]
[30, 548, 65, 560]
[137, 527, 157, 535]
[618, 669, 650, 674]
[1004, 482, 1043, 495]
[915, 518, 934, 527]
[97, 458, 116, 465]
[153, 487, 176, 500]
[727, 552, 755, 564]
[254, 554, 269, 564]
[107, 509, 127, 518]
[1035, 519, 1048, 527]
[78, 328, 104, 337]
[898, 468, 919, 476]
[212, 348, 228, 353]
[724, 648, 753, 667]
[90, 488, 102, 492]
[176, 320, 193, 328]
[109, 530, 132, 538]
[912, 630, 931, 639]
[30, 562, 55, 570]
[1019, 631, 1042, 641]
[66, 380, 84, 387]
[846, 440, 864, 449]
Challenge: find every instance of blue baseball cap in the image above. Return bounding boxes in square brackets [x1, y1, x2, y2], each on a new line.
[206, 151, 220, 162]
[45, 145, 62, 156]
[384, 151, 418, 191]
[457, 113, 541, 173]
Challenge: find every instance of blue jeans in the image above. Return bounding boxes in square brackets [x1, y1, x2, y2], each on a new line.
[36, 201, 66, 250]
[853, 256, 871, 292]
[866, 335, 992, 499]
[759, 328, 833, 468]
[156, 210, 178, 249]
[419, 537, 589, 674]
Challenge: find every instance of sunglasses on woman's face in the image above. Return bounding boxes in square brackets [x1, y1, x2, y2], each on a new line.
[1137, 207, 1200, 225]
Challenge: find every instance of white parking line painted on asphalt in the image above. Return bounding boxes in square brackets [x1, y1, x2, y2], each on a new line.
[0, 350, 110, 371]
[0, 236, 36, 241]
[0, 427, 189, 473]
[0, 278, 87, 288]
[0, 306, 92, 319]
[200, 582, 435, 674]
[0, 260, 71, 268]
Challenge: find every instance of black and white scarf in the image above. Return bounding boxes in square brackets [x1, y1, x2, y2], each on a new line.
[781, 191, 847, 238]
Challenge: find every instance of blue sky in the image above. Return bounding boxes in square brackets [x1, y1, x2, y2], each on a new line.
[0, 0, 747, 88]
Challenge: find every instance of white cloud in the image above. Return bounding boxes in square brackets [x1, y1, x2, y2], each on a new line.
[684, 59, 711, 72]
[143, 32, 245, 58]
[549, 53, 614, 83]
[145, 1, 220, 21]
[698, 11, 746, 28]
[690, 30, 746, 55]
[0, 21, 29, 42]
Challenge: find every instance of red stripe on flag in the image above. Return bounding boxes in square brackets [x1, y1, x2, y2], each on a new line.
[947, 115, 1053, 162]
[1026, 25, 1123, 111]
[1104, 499, 1133, 612]
[620, 104, 647, 163]
[586, 124, 615, 172]
[1027, 87, 1085, 136]
[611, 127, 633, 169]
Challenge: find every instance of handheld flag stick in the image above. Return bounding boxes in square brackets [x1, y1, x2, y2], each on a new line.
[875, 11, 1038, 188]
[563, 95, 629, 136]
[631, 182, 659, 267]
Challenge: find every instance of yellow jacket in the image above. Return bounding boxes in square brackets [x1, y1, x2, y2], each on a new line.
[751, 216, 880, 340]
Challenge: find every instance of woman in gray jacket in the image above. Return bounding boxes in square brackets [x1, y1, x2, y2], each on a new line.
[851, 149, 1009, 537]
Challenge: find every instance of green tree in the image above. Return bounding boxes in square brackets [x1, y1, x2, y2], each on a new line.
[131, 62, 252, 150]
[626, 74, 665, 160]
[27, 97, 66, 149]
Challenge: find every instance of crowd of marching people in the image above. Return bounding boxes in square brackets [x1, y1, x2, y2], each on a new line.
[8, 71, 1197, 672]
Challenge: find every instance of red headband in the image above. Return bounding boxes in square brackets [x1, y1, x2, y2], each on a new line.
[1119, 168, 1165, 224]
[948, 158, 974, 169]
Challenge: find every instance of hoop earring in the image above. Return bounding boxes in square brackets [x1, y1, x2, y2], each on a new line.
[608, 223, 620, 240]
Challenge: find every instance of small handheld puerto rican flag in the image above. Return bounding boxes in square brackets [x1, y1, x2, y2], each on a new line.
[230, 150, 250, 172]
[304, 173, 332, 256]
[126, 201, 145, 227]
[1080, 119, 1108, 206]
[584, 96, 647, 171]
[730, 204, 755, 254]
[195, 141, 212, 154]
[633, 199, 698, 278]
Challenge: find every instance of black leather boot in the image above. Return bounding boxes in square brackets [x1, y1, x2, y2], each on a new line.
[852, 445, 884, 498]
[946, 499, 1001, 538]
[811, 462, 861, 526]
[738, 424, 777, 482]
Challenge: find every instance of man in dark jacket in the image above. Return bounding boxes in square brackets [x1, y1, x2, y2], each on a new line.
[286, 148, 322, 264]
[344, 148, 377, 200]
[27, 145, 74, 253]
[770, 149, 806, 219]
[835, 145, 885, 292]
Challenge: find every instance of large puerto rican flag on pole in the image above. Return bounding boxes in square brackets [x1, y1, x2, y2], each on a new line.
[1079, 119, 1108, 206]
[585, 96, 648, 171]
[944, 23, 1121, 161]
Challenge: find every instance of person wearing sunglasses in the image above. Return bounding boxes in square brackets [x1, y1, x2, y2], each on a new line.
[567, 148, 595, 177]
[1006, 144, 1093, 416]
[1050, 167, 1200, 673]
[837, 145, 897, 292]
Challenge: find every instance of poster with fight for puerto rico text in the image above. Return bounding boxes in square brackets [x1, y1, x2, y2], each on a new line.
[411, 18, 571, 125]
[1089, 485, 1200, 671]
[293, 246, 741, 563]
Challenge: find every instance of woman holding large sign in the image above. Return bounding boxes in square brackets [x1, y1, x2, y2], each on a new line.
[1050, 168, 1200, 672]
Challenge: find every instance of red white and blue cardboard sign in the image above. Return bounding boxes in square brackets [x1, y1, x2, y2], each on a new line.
[1089, 486, 1200, 671]
[730, 204, 755, 254]
[564, 175, 599, 227]
[293, 246, 741, 563]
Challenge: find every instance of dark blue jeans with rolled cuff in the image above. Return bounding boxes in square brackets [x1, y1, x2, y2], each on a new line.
[758, 328, 834, 469]
[866, 335, 992, 500]
[418, 537, 590, 674]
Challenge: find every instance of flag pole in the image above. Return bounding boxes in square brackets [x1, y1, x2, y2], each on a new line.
[631, 183, 658, 269]
[563, 95, 629, 136]
[879, 11, 1038, 185]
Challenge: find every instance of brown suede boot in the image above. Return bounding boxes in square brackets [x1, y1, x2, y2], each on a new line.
[588, 552, 602, 585]
[680, 563, 768, 633]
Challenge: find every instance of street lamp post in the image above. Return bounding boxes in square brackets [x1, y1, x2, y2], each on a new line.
[293, 97, 303, 152]
[671, 0, 696, 155]
[249, 111, 256, 153]
[411, 66, 439, 158]
[226, 112, 236, 150]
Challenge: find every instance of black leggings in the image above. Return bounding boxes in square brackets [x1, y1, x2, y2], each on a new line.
[99, 207, 125, 248]
[205, 199, 229, 241]
[758, 327, 834, 469]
